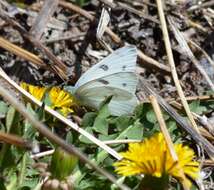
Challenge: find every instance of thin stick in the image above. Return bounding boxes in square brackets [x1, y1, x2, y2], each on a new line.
[104, 139, 141, 144]
[0, 84, 129, 190]
[156, 0, 199, 133]
[0, 68, 122, 160]
[31, 138, 142, 159]
[149, 96, 177, 160]
[149, 95, 189, 190]
[31, 149, 55, 159]
[0, 131, 32, 149]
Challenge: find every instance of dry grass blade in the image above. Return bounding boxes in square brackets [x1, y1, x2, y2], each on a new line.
[58, 0, 171, 73]
[0, 81, 129, 190]
[0, 131, 33, 149]
[30, 0, 59, 40]
[149, 96, 178, 160]
[168, 16, 214, 91]
[139, 77, 214, 160]
[0, 68, 122, 161]
[149, 95, 190, 190]
[0, 36, 46, 67]
[156, 0, 199, 133]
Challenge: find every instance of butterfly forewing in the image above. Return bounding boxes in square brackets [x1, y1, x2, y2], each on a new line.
[74, 46, 137, 89]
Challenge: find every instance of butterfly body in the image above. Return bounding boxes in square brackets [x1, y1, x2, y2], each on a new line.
[65, 46, 138, 116]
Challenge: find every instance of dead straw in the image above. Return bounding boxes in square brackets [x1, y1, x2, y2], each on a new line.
[155, 0, 199, 133]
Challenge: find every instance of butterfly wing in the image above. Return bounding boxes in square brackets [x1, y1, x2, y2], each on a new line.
[75, 90, 138, 116]
[75, 72, 138, 97]
[108, 96, 138, 116]
[71, 45, 138, 116]
[74, 46, 137, 89]
[74, 73, 138, 116]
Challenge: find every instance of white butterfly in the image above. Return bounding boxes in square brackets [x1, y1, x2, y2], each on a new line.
[65, 46, 138, 116]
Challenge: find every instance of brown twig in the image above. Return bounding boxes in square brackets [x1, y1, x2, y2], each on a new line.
[0, 131, 32, 149]
[156, 0, 199, 133]
[0, 79, 129, 190]
[0, 36, 46, 68]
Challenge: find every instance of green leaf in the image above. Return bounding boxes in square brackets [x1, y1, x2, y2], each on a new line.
[43, 93, 52, 107]
[23, 104, 37, 138]
[0, 145, 15, 170]
[82, 112, 97, 128]
[6, 106, 16, 131]
[66, 131, 73, 144]
[167, 121, 176, 131]
[110, 115, 133, 131]
[134, 103, 144, 118]
[35, 103, 46, 121]
[146, 109, 157, 124]
[0, 101, 8, 118]
[189, 100, 207, 114]
[134, 103, 151, 119]
[92, 104, 110, 135]
[98, 134, 117, 141]
[124, 120, 144, 139]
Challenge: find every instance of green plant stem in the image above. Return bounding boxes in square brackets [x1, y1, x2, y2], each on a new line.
[18, 153, 27, 187]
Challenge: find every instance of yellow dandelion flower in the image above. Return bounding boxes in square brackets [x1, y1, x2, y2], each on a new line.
[114, 133, 199, 188]
[49, 87, 75, 116]
[20, 82, 47, 101]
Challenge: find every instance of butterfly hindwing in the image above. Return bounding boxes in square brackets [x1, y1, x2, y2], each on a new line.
[76, 93, 138, 116]
[108, 96, 138, 116]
